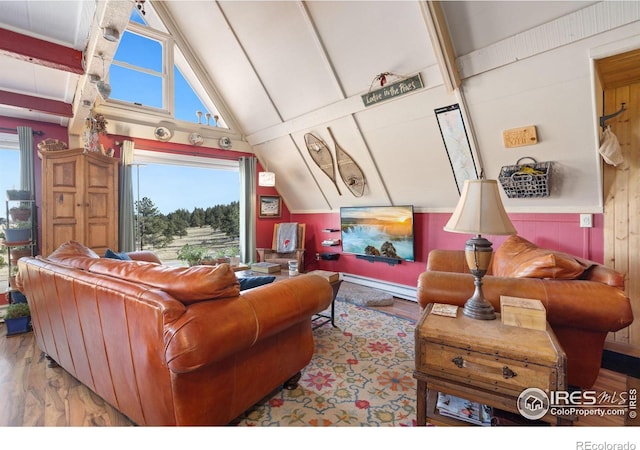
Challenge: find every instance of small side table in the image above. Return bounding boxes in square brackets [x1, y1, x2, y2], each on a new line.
[414, 303, 572, 426]
[306, 271, 342, 329]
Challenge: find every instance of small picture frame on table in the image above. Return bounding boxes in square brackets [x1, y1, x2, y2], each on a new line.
[259, 195, 281, 218]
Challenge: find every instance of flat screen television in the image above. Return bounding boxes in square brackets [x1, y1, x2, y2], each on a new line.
[340, 205, 415, 261]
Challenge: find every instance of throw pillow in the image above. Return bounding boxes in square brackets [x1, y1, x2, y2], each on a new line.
[493, 235, 589, 279]
[104, 248, 132, 260]
[238, 276, 276, 291]
[47, 240, 100, 270]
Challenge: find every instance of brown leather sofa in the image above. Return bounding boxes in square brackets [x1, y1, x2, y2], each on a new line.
[417, 235, 634, 389]
[16, 241, 332, 425]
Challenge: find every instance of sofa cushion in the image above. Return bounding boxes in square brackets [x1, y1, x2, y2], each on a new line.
[238, 276, 276, 291]
[47, 240, 101, 270]
[104, 248, 132, 260]
[87, 259, 240, 304]
[493, 235, 590, 279]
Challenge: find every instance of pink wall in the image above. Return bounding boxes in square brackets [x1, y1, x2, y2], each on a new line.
[0, 115, 70, 252]
[290, 210, 604, 289]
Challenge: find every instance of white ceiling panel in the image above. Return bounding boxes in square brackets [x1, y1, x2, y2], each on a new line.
[0, 0, 94, 49]
[219, 1, 344, 121]
[441, 1, 598, 56]
[161, 1, 282, 135]
[1, 57, 78, 102]
[307, 1, 437, 97]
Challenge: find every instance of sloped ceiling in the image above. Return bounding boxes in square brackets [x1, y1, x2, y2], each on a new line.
[0, 0, 631, 215]
[159, 0, 446, 212]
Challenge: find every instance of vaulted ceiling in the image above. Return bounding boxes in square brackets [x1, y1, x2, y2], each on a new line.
[2, 1, 634, 214]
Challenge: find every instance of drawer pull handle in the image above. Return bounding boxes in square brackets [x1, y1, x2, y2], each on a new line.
[451, 356, 464, 368]
[503, 366, 517, 379]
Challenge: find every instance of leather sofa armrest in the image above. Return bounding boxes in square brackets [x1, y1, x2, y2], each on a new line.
[164, 275, 332, 373]
[426, 249, 470, 273]
[127, 251, 162, 264]
[417, 271, 633, 333]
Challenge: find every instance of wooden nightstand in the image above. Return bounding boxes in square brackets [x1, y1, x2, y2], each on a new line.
[414, 303, 572, 426]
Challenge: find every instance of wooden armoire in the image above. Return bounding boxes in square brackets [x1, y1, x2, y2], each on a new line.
[39, 148, 119, 257]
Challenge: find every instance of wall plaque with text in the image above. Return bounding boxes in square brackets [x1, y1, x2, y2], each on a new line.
[361, 74, 423, 107]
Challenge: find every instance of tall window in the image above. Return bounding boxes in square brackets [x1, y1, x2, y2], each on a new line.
[108, 7, 227, 127]
[0, 134, 20, 291]
[110, 29, 164, 109]
[0, 134, 20, 221]
[131, 150, 240, 262]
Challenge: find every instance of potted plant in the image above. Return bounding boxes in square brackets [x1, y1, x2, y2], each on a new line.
[6, 189, 31, 201]
[3, 302, 31, 336]
[4, 224, 31, 244]
[213, 248, 230, 265]
[176, 244, 207, 267]
[9, 205, 32, 222]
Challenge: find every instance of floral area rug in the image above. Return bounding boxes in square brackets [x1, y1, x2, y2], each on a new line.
[233, 300, 417, 426]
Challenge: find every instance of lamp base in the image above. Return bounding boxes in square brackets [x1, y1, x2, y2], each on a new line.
[462, 275, 496, 320]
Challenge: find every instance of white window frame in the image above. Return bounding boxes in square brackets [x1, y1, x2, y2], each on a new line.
[133, 149, 239, 172]
[106, 20, 228, 129]
[109, 23, 174, 117]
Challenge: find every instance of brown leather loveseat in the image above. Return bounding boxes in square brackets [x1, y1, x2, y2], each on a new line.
[417, 235, 634, 389]
[17, 241, 332, 425]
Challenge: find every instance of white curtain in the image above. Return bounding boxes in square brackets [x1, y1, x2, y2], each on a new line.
[17, 127, 34, 194]
[239, 157, 257, 264]
[119, 140, 135, 252]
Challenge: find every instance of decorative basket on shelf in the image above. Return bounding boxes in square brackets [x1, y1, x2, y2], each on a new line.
[37, 138, 68, 152]
[498, 157, 552, 198]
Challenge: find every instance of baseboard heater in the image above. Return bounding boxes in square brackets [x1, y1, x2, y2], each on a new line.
[341, 273, 417, 302]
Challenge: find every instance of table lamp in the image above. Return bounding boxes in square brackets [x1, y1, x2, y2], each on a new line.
[444, 179, 516, 320]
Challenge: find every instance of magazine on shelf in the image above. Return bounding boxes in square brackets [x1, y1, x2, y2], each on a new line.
[436, 392, 492, 426]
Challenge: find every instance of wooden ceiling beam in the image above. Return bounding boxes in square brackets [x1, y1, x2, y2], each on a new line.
[0, 90, 73, 118]
[0, 28, 84, 74]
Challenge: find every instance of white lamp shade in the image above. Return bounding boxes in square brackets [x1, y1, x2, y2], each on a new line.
[258, 171, 276, 187]
[444, 179, 516, 235]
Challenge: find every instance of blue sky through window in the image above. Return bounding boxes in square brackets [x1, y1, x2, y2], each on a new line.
[133, 164, 239, 214]
[0, 150, 19, 220]
[108, 12, 238, 215]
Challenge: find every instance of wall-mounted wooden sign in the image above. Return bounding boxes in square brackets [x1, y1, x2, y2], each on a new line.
[503, 126, 538, 148]
[362, 74, 424, 107]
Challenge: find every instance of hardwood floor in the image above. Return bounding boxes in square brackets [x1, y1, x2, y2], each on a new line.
[0, 298, 630, 427]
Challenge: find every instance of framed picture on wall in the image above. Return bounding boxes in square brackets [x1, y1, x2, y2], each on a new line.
[259, 195, 282, 218]
[434, 103, 479, 195]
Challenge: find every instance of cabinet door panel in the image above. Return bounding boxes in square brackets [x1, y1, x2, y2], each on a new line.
[51, 224, 78, 250]
[52, 160, 77, 187]
[87, 192, 109, 219]
[52, 192, 78, 219]
[85, 223, 110, 255]
[84, 156, 117, 253]
[87, 161, 112, 189]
